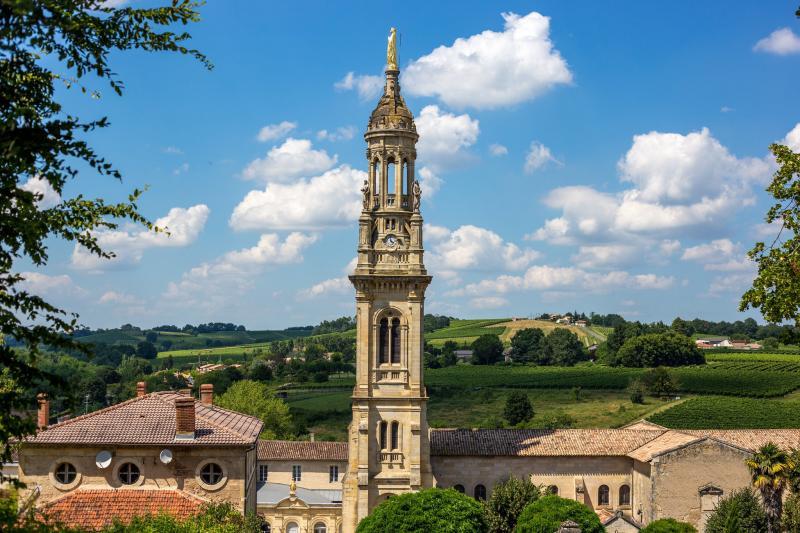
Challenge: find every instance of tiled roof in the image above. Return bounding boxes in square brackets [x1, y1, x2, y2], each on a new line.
[41, 489, 204, 530]
[627, 431, 703, 462]
[258, 439, 348, 461]
[429, 428, 665, 457]
[682, 430, 800, 452]
[26, 392, 262, 447]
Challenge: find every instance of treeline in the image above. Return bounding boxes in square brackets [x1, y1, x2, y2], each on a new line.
[152, 322, 247, 333]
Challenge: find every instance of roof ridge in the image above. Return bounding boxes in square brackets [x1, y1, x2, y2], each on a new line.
[32, 392, 156, 435]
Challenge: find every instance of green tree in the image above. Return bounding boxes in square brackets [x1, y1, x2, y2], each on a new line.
[640, 518, 697, 533]
[471, 334, 504, 365]
[0, 0, 208, 471]
[616, 332, 704, 367]
[741, 143, 800, 324]
[628, 378, 646, 404]
[746, 442, 794, 533]
[144, 331, 158, 343]
[544, 328, 585, 366]
[641, 367, 679, 398]
[117, 356, 152, 383]
[483, 475, 541, 533]
[216, 380, 293, 440]
[356, 488, 486, 533]
[784, 493, 800, 533]
[705, 488, 768, 533]
[514, 494, 604, 533]
[509, 328, 545, 364]
[248, 360, 273, 382]
[503, 392, 534, 426]
[671, 317, 695, 337]
[136, 341, 158, 359]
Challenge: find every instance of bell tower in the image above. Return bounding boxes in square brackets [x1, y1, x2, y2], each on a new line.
[342, 27, 433, 532]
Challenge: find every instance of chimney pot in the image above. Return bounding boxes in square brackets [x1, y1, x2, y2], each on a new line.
[37, 393, 49, 430]
[136, 381, 146, 398]
[174, 396, 196, 439]
[200, 384, 213, 406]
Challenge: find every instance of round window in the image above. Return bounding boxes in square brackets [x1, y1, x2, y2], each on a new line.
[200, 462, 224, 485]
[118, 462, 140, 485]
[54, 462, 77, 485]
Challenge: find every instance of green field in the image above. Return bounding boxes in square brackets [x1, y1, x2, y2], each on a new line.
[649, 397, 800, 429]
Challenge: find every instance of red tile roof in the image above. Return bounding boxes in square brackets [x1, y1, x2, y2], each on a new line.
[258, 439, 348, 461]
[26, 392, 262, 447]
[430, 428, 665, 457]
[41, 489, 204, 530]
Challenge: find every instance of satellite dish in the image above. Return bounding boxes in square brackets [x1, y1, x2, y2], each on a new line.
[159, 449, 173, 464]
[95, 450, 112, 469]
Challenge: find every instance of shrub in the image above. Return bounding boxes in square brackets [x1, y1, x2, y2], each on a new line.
[514, 494, 604, 533]
[642, 367, 679, 398]
[356, 488, 486, 533]
[504, 392, 533, 426]
[484, 475, 541, 533]
[616, 331, 705, 367]
[628, 378, 646, 404]
[640, 518, 697, 532]
[784, 493, 800, 533]
[704, 488, 768, 533]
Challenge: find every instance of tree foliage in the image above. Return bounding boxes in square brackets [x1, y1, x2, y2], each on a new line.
[483, 475, 541, 533]
[741, 144, 800, 324]
[640, 518, 697, 533]
[514, 494, 604, 533]
[509, 328, 545, 364]
[0, 0, 208, 472]
[746, 442, 794, 533]
[784, 493, 800, 533]
[215, 380, 293, 440]
[616, 332, 704, 368]
[705, 488, 768, 533]
[544, 328, 585, 366]
[471, 334, 504, 365]
[355, 488, 487, 533]
[503, 391, 533, 426]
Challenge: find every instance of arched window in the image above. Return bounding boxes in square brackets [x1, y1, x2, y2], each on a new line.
[55, 462, 77, 485]
[379, 318, 388, 364]
[261, 523, 270, 533]
[390, 421, 400, 450]
[387, 160, 396, 194]
[401, 160, 408, 195]
[372, 160, 379, 195]
[598, 485, 610, 506]
[390, 318, 401, 364]
[619, 484, 631, 506]
[453, 484, 465, 494]
[474, 484, 486, 501]
[286, 523, 299, 533]
[547, 485, 559, 496]
[118, 462, 140, 485]
[313, 523, 327, 533]
[379, 421, 388, 450]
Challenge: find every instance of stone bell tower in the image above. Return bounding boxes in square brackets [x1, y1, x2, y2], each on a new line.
[341, 27, 433, 532]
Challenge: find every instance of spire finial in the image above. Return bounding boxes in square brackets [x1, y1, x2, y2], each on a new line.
[387, 27, 398, 70]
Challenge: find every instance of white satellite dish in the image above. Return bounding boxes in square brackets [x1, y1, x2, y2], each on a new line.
[95, 450, 112, 469]
[159, 449, 173, 464]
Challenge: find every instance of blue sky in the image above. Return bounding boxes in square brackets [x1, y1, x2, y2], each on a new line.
[19, 0, 800, 329]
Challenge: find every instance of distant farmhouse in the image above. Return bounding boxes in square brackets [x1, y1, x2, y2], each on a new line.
[695, 337, 762, 350]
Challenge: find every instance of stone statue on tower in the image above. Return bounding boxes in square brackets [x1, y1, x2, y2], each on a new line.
[387, 27, 398, 70]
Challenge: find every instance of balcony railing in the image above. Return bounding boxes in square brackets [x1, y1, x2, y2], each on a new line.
[373, 368, 408, 383]
[379, 451, 403, 464]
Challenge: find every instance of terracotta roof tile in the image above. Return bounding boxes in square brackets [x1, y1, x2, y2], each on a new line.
[429, 428, 665, 457]
[27, 392, 262, 447]
[41, 489, 204, 530]
[258, 440, 348, 461]
[627, 431, 704, 462]
[681, 429, 800, 452]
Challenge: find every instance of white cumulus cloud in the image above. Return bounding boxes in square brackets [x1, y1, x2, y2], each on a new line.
[427, 225, 539, 272]
[489, 144, 509, 156]
[404, 11, 571, 109]
[470, 296, 509, 309]
[754, 27, 800, 55]
[230, 165, 366, 231]
[242, 138, 337, 183]
[20, 176, 61, 209]
[18, 272, 80, 296]
[71, 204, 210, 271]
[335, 72, 383, 100]
[415, 105, 479, 172]
[317, 126, 356, 142]
[257, 121, 297, 142]
[524, 141, 559, 173]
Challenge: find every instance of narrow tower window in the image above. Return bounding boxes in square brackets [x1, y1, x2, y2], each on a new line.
[379, 421, 388, 450]
[379, 318, 389, 364]
[372, 160, 379, 195]
[390, 421, 400, 450]
[401, 160, 408, 195]
[387, 160, 396, 194]
[390, 318, 401, 364]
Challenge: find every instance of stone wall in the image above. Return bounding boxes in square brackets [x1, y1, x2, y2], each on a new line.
[20, 445, 254, 512]
[260, 459, 347, 490]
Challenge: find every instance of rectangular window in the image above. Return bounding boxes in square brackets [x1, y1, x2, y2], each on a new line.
[258, 464, 268, 482]
[292, 465, 302, 482]
[329, 465, 339, 483]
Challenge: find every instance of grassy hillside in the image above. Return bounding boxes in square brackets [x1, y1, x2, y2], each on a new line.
[76, 327, 311, 351]
[424, 318, 606, 347]
[496, 319, 606, 346]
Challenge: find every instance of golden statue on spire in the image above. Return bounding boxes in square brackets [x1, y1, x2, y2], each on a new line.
[387, 27, 398, 70]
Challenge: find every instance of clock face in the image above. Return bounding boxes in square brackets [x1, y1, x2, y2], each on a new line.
[384, 234, 398, 247]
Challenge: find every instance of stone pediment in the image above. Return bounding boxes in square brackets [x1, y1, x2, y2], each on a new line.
[276, 496, 310, 510]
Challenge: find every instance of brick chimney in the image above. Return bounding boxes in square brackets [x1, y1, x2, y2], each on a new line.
[136, 381, 147, 398]
[174, 396, 196, 440]
[199, 384, 213, 406]
[37, 393, 49, 430]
